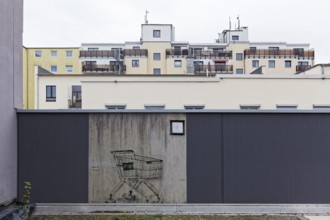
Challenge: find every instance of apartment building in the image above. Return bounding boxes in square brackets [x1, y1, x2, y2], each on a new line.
[23, 47, 80, 109]
[80, 23, 314, 76]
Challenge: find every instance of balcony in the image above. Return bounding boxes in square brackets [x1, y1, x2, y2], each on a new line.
[244, 49, 315, 59]
[166, 49, 232, 59]
[166, 49, 189, 56]
[82, 64, 126, 73]
[194, 65, 233, 74]
[123, 49, 148, 57]
[296, 65, 312, 72]
[80, 49, 148, 58]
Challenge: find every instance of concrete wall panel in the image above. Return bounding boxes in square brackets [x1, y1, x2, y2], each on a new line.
[89, 113, 186, 203]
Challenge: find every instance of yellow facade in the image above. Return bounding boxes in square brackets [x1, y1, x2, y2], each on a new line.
[141, 42, 171, 75]
[23, 47, 80, 109]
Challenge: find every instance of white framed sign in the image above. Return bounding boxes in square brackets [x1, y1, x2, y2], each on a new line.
[170, 120, 185, 135]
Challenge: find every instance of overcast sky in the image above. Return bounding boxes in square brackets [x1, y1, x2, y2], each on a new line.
[24, 0, 330, 64]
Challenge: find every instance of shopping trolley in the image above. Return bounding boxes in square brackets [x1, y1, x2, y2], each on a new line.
[106, 150, 163, 203]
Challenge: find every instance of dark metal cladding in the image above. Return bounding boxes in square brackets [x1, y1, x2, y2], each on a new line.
[18, 113, 89, 203]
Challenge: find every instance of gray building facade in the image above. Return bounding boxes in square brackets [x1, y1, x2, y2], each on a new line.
[0, 0, 23, 204]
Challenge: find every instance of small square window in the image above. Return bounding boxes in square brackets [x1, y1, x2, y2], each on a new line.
[252, 60, 259, 68]
[174, 60, 182, 67]
[232, 35, 239, 40]
[285, 60, 292, 68]
[153, 30, 161, 38]
[132, 60, 139, 67]
[133, 46, 140, 50]
[153, 53, 161, 60]
[236, 69, 244, 74]
[66, 65, 73, 73]
[50, 65, 57, 73]
[170, 120, 185, 135]
[35, 50, 42, 57]
[66, 50, 73, 57]
[153, 68, 161, 75]
[269, 60, 275, 68]
[51, 50, 57, 57]
[236, 53, 243, 60]
[46, 85, 56, 102]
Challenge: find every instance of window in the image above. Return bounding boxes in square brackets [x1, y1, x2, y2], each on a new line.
[236, 53, 243, 60]
[236, 69, 244, 74]
[174, 46, 181, 51]
[252, 60, 259, 68]
[46, 85, 56, 102]
[88, 48, 99, 51]
[153, 68, 161, 75]
[269, 47, 279, 50]
[268, 60, 275, 68]
[184, 105, 205, 110]
[298, 61, 309, 66]
[66, 50, 73, 57]
[105, 104, 126, 110]
[240, 104, 260, 110]
[70, 85, 82, 108]
[133, 46, 140, 50]
[285, 60, 292, 68]
[50, 65, 57, 73]
[144, 104, 165, 110]
[153, 30, 161, 38]
[276, 104, 297, 110]
[132, 60, 139, 67]
[35, 50, 42, 57]
[232, 35, 239, 40]
[153, 53, 161, 60]
[250, 47, 257, 50]
[50, 50, 57, 57]
[174, 60, 182, 67]
[66, 65, 73, 73]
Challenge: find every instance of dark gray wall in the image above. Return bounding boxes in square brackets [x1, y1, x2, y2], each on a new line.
[222, 114, 330, 203]
[187, 114, 223, 203]
[18, 114, 89, 203]
[0, 0, 23, 204]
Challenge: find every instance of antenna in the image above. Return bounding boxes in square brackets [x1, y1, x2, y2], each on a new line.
[145, 10, 149, 24]
[237, 15, 240, 29]
[229, 17, 231, 30]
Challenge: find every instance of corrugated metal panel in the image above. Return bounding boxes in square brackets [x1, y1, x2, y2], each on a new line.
[18, 113, 89, 203]
[187, 114, 223, 203]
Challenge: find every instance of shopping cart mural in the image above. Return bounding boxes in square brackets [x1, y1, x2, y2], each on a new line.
[106, 150, 163, 203]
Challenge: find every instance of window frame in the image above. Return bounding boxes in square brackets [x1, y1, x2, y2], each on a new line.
[236, 53, 243, 61]
[50, 65, 57, 73]
[268, 60, 276, 68]
[66, 65, 73, 73]
[50, 50, 57, 57]
[174, 60, 182, 67]
[153, 53, 161, 60]
[285, 60, 292, 68]
[153, 30, 161, 38]
[66, 50, 73, 57]
[132, 60, 139, 67]
[236, 69, 244, 74]
[35, 50, 42, 57]
[252, 60, 259, 68]
[153, 68, 161, 75]
[232, 35, 239, 41]
[46, 85, 56, 102]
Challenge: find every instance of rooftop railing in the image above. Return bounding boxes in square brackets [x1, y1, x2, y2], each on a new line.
[80, 49, 148, 58]
[244, 49, 315, 59]
[82, 64, 126, 73]
[296, 65, 312, 72]
[166, 50, 232, 59]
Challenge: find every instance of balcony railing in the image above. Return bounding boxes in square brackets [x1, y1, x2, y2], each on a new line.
[166, 49, 189, 56]
[296, 65, 312, 72]
[80, 49, 148, 58]
[68, 100, 82, 109]
[166, 49, 232, 59]
[194, 65, 233, 74]
[244, 49, 315, 59]
[82, 64, 126, 73]
[123, 49, 148, 57]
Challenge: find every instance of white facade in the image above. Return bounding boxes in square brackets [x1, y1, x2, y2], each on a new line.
[36, 65, 330, 110]
[141, 24, 175, 42]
